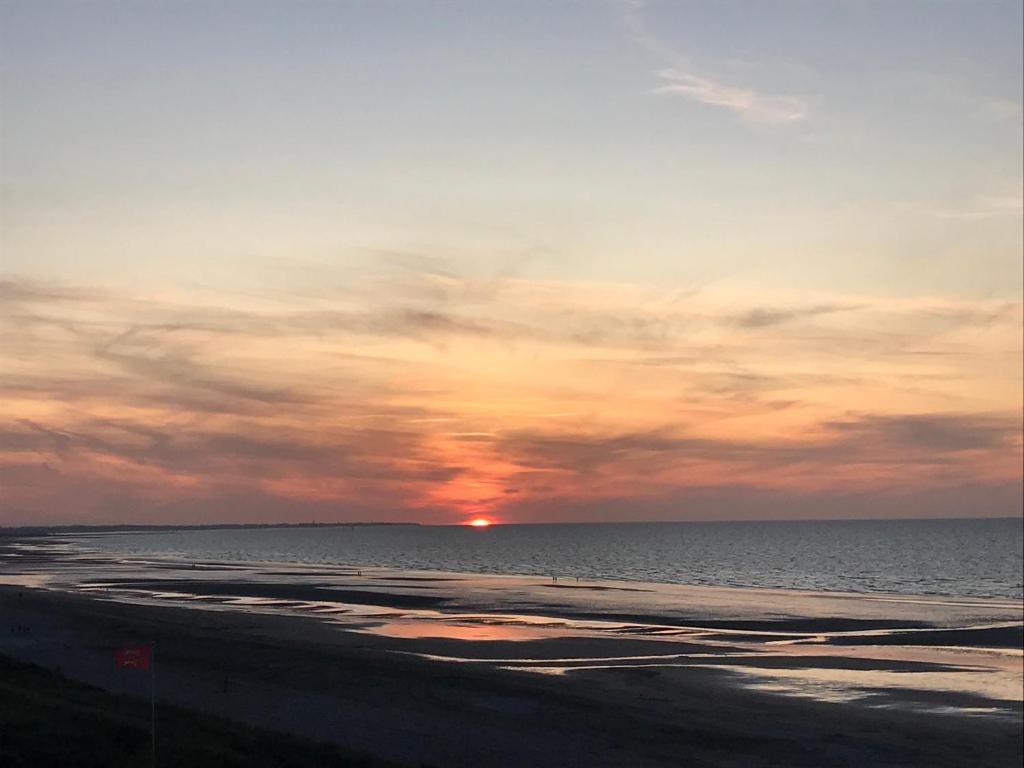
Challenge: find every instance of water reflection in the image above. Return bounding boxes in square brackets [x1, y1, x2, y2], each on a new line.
[360, 620, 555, 641]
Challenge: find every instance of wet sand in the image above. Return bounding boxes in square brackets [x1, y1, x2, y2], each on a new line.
[1, 537, 1021, 767]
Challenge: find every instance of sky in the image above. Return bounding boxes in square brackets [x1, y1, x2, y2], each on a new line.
[1, 0, 1021, 526]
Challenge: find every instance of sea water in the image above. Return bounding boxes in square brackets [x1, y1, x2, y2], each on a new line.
[74, 518, 1023, 599]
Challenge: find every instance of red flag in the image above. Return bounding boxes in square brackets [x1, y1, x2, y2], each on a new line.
[114, 644, 152, 670]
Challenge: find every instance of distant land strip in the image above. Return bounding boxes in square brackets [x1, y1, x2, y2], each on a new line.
[0, 522, 421, 537]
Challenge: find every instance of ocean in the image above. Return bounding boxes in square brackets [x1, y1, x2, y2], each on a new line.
[74, 517, 1024, 600]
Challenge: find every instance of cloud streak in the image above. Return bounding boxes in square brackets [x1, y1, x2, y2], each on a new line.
[653, 69, 808, 124]
[494, 413, 1022, 481]
[618, 2, 809, 125]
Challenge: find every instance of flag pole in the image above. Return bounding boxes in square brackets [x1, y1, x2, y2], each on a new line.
[151, 641, 156, 768]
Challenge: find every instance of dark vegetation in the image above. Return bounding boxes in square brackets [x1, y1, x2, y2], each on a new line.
[0, 655, 401, 768]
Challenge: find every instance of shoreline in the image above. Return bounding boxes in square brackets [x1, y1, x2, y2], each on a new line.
[1, 537, 1022, 766]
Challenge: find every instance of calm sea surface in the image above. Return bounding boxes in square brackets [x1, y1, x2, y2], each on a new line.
[76, 518, 1023, 599]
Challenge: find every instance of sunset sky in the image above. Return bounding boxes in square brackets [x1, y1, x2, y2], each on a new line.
[1, 0, 1021, 525]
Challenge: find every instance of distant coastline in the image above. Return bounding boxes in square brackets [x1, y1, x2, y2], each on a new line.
[0, 521, 422, 537]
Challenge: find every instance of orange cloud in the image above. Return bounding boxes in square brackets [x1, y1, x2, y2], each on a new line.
[1, 275, 1020, 525]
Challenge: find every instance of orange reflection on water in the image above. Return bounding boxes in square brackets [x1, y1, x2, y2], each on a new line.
[362, 620, 552, 641]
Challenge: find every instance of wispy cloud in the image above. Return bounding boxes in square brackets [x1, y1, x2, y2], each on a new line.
[496, 412, 1022, 477]
[928, 193, 1024, 221]
[618, 1, 810, 126]
[985, 98, 1024, 123]
[653, 69, 808, 125]
[728, 302, 857, 329]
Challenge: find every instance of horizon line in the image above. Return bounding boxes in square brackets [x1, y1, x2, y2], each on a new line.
[3, 514, 1021, 534]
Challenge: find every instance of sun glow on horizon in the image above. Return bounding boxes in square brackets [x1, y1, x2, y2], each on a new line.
[467, 518, 493, 528]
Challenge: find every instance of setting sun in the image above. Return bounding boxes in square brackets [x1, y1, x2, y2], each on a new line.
[467, 518, 492, 528]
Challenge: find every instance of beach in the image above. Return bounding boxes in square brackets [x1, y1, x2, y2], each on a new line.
[1, 536, 1021, 767]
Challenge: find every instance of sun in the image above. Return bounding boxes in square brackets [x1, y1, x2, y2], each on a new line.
[467, 517, 492, 528]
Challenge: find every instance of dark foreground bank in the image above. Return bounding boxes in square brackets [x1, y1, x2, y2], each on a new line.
[0, 654, 400, 768]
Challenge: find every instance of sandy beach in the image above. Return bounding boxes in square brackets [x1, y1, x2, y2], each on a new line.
[1, 536, 1021, 767]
